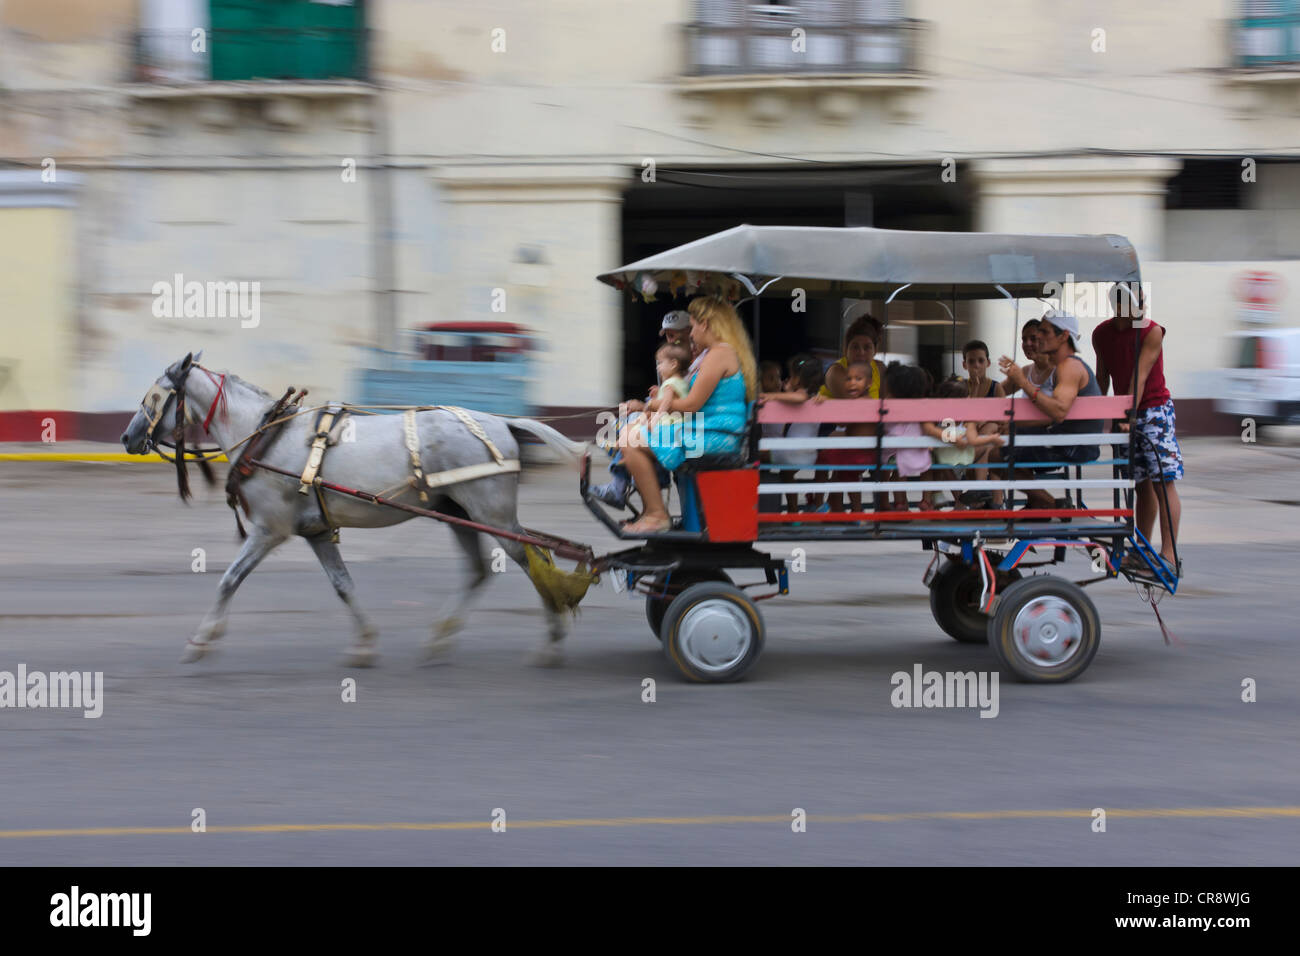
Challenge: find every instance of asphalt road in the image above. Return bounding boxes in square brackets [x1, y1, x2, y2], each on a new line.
[1, 436, 1297, 865]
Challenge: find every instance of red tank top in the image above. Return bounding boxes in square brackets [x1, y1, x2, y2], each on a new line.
[1091, 319, 1170, 410]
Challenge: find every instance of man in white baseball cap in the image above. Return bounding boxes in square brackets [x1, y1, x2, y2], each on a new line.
[659, 310, 691, 349]
[996, 307, 1103, 508]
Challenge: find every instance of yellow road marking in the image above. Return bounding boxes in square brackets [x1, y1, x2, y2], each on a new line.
[2, 806, 1297, 839]
[0, 453, 227, 463]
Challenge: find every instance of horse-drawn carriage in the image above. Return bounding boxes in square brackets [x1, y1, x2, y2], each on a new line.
[584, 225, 1179, 684]
[124, 226, 1178, 683]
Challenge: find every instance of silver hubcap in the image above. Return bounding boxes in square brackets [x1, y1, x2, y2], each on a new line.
[677, 599, 753, 674]
[1011, 595, 1084, 667]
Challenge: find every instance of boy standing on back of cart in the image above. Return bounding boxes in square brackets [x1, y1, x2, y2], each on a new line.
[1092, 284, 1183, 575]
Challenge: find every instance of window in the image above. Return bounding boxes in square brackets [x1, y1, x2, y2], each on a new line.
[135, 0, 366, 83]
[1164, 160, 1244, 210]
[688, 0, 914, 75]
[1237, 0, 1300, 66]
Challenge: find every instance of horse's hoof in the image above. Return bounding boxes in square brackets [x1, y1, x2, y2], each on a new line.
[419, 638, 456, 666]
[180, 640, 214, 664]
[528, 645, 565, 669]
[433, 616, 463, 640]
[343, 647, 378, 668]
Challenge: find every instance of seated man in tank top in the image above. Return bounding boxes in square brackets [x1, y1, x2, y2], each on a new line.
[997, 310, 1101, 510]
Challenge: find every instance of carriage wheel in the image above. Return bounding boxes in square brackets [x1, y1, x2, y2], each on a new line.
[645, 569, 733, 639]
[660, 582, 764, 683]
[928, 557, 1020, 644]
[988, 576, 1100, 683]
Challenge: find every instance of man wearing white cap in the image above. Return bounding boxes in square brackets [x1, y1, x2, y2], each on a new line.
[659, 310, 692, 350]
[997, 308, 1102, 509]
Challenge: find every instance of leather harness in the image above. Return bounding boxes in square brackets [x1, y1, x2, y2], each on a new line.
[227, 401, 520, 542]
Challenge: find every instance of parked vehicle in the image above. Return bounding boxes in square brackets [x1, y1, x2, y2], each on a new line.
[355, 322, 539, 416]
[1216, 328, 1300, 426]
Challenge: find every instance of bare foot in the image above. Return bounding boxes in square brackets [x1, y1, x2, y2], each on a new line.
[623, 513, 672, 535]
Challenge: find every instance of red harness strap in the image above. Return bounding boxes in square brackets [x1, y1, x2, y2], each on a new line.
[199, 368, 228, 433]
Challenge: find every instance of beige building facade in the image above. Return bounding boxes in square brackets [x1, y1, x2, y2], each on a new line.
[2, 0, 1298, 427]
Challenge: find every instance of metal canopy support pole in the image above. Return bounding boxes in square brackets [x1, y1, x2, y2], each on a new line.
[993, 284, 1019, 513]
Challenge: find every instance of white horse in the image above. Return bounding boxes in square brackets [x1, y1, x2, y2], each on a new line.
[121, 353, 589, 667]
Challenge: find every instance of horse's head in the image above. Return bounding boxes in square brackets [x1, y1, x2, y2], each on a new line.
[120, 352, 197, 455]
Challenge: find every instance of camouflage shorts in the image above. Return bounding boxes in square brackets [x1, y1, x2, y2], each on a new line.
[1132, 400, 1184, 483]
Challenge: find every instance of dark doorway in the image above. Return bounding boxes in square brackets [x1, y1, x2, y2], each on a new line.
[617, 163, 973, 398]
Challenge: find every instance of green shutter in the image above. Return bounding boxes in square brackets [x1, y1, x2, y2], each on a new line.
[210, 0, 364, 81]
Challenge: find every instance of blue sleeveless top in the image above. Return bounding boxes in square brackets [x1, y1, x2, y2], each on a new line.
[647, 369, 750, 471]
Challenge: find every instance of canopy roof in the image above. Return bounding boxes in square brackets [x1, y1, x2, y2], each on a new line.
[598, 225, 1141, 301]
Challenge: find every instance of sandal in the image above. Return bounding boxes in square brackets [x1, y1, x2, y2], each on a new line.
[622, 514, 672, 535]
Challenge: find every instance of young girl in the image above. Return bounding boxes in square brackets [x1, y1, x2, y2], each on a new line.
[881, 364, 933, 511]
[759, 354, 824, 513]
[644, 343, 693, 429]
[922, 379, 1004, 510]
[812, 360, 875, 513]
[591, 343, 691, 507]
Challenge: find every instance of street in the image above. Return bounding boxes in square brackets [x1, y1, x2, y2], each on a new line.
[1, 435, 1297, 865]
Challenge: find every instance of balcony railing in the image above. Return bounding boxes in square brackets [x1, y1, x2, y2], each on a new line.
[686, 13, 921, 76]
[131, 28, 367, 83]
[1236, 3, 1300, 65]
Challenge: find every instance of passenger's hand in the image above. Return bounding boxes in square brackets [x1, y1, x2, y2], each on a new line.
[812, 393, 828, 405]
[998, 357, 1024, 389]
[647, 385, 660, 399]
[989, 435, 1004, 448]
[1118, 422, 1131, 433]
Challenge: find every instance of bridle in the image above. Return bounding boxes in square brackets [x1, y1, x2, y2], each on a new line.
[136, 361, 226, 500]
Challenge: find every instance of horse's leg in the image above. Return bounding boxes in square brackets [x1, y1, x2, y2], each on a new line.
[305, 532, 379, 668]
[442, 477, 568, 667]
[182, 529, 287, 662]
[422, 519, 489, 664]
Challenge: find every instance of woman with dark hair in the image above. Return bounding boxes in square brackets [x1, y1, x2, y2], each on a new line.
[819, 314, 886, 400]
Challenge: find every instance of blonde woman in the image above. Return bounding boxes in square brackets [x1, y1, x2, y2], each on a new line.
[619, 296, 757, 534]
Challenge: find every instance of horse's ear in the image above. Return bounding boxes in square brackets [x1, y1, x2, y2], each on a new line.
[181, 351, 194, 370]
[193, 349, 203, 364]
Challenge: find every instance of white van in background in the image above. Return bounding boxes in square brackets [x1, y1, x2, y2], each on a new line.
[1216, 329, 1300, 425]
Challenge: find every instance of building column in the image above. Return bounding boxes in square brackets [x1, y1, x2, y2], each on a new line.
[968, 157, 1181, 360]
[435, 164, 628, 408]
[0, 171, 83, 413]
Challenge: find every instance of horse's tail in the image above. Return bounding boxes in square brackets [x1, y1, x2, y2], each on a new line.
[508, 418, 587, 466]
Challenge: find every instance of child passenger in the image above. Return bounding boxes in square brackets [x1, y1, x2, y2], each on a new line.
[922, 379, 1004, 510]
[590, 343, 690, 507]
[880, 364, 932, 511]
[812, 360, 875, 513]
[759, 354, 824, 512]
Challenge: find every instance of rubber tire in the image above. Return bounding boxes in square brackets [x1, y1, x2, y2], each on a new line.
[987, 575, 1101, 683]
[645, 569, 733, 640]
[660, 582, 764, 683]
[928, 557, 1020, 644]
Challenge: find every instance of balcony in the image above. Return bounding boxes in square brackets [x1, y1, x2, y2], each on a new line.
[685, 8, 922, 77]
[1235, 8, 1300, 67]
[678, 4, 927, 125]
[130, 27, 368, 85]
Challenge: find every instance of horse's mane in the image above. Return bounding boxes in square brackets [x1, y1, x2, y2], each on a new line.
[220, 371, 273, 400]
